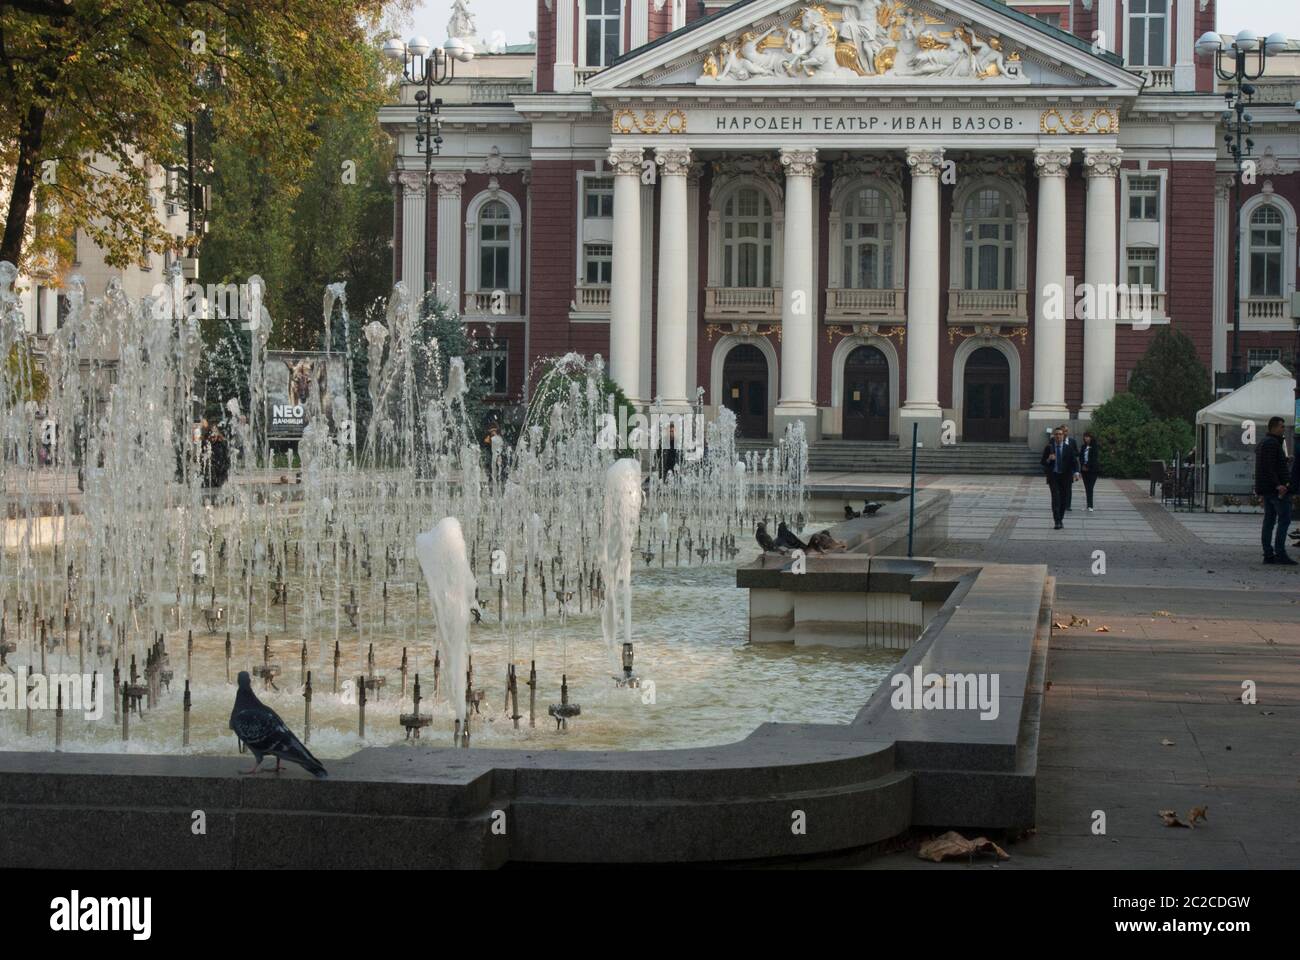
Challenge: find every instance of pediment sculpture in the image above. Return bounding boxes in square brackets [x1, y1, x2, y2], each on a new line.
[700, 1, 1025, 84]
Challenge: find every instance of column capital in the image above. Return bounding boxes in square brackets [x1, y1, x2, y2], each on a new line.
[1033, 148, 1073, 178]
[905, 148, 945, 178]
[655, 146, 693, 177]
[397, 170, 429, 194]
[432, 171, 467, 196]
[780, 147, 818, 178]
[1082, 147, 1123, 178]
[1215, 172, 1236, 198]
[607, 146, 645, 176]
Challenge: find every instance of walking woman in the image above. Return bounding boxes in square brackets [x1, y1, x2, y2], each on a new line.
[1080, 431, 1101, 511]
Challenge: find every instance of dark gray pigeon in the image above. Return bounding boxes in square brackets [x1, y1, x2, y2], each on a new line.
[776, 521, 807, 551]
[229, 671, 326, 777]
[755, 522, 784, 553]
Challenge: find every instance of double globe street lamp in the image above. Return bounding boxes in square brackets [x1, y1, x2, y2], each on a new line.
[382, 35, 476, 173]
[1195, 29, 1291, 391]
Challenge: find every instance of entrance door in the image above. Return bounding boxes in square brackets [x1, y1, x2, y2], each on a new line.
[722, 343, 769, 439]
[963, 347, 1011, 442]
[842, 345, 890, 441]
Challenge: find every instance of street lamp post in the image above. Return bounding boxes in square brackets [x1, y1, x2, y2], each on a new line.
[1196, 29, 1289, 391]
[382, 35, 475, 175]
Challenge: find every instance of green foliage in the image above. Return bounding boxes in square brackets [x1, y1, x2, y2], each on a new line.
[417, 293, 492, 442]
[1128, 327, 1212, 425]
[0, 0, 392, 271]
[5, 342, 48, 407]
[1090, 392, 1196, 478]
[201, 51, 395, 353]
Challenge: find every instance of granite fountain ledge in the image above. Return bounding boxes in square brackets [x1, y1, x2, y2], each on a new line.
[0, 553, 1051, 868]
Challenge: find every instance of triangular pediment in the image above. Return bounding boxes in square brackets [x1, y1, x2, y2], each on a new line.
[589, 0, 1143, 95]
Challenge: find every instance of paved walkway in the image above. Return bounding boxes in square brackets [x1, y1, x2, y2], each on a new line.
[802, 472, 1299, 870]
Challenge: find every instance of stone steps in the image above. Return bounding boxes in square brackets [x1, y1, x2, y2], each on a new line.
[738, 439, 1041, 475]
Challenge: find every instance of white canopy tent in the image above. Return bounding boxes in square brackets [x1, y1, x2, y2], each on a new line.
[1196, 361, 1297, 508]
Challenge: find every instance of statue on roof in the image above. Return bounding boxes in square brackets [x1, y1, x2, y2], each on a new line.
[447, 0, 477, 42]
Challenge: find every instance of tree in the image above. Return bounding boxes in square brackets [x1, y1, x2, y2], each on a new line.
[1128, 327, 1212, 425]
[200, 60, 396, 349]
[0, 0, 390, 272]
[1090, 391, 1196, 479]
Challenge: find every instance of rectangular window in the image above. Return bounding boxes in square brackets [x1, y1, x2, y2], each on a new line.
[1032, 13, 1061, 29]
[584, 243, 612, 285]
[475, 339, 508, 395]
[1248, 348, 1281, 376]
[584, 176, 614, 218]
[56, 293, 71, 329]
[1128, 176, 1160, 220]
[584, 0, 621, 69]
[1127, 0, 1168, 67]
[1126, 246, 1158, 288]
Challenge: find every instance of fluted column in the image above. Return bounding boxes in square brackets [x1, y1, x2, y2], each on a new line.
[554, 0, 575, 93]
[655, 147, 691, 410]
[901, 148, 944, 448]
[398, 171, 429, 305]
[1080, 148, 1122, 419]
[1029, 147, 1072, 444]
[608, 146, 644, 403]
[776, 148, 819, 437]
[434, 172, 466, 311]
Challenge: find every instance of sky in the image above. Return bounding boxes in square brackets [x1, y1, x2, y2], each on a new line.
[405, 0, 1300, 48]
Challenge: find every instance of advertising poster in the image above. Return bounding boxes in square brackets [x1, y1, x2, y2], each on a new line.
[264, 351, 346, 440]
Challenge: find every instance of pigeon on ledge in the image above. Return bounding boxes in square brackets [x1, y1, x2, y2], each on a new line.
[807, 530, 847, 553]
[755, 522, 784, 554]
[862, 501, 884, 516]
[844, 504, 861, 520]
[776, 521, 808, 551]
[229, 671, 327, 778]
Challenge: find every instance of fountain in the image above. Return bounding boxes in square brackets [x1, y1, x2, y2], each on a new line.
[0, 262, 895, 763]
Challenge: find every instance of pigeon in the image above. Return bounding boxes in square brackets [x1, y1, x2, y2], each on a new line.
[229, 672, 327, 777]
[844, 504, 861, 520]
[863, 501, 884, 516]
[776, 521, 808, 551]
[755, 522, 784, 553]
[807, 530, 846, 553]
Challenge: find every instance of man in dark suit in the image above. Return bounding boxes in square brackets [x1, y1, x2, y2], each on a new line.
[1254, 416, 1294, 564]
[1061, 425, 1080, 511]
[1042, 426, 1079, 530]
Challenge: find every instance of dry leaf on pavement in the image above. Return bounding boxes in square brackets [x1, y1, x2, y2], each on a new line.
[917, 831, 1010, 863]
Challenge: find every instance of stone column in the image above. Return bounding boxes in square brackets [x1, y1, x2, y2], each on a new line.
[554, 0, 575, 93]
[901, 148, 944, 448]
[776, 148, 819, 438]
[1079, 147, 1122, 420]
[1029, 148, 1072, 445]
[609, 146, 644, 403]
[655, 147, 691, 410]
[398, 171, 429, 305]
[434, 172, 466, 311]
[1174, 0, 1196, 91]
[1211, 173, 1234, 375]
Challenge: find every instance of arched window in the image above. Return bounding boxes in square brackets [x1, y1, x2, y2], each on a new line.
[722, 187, 774, 288]
[478, 200, 512, 292]
[963, 187, 1016, 290]
[1248, 204, 1284, 298]
[842, 188, 893, 289]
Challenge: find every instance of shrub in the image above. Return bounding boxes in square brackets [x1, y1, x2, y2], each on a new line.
[1090, 392, 1195, 478]
[1128, 327, 1212, 424]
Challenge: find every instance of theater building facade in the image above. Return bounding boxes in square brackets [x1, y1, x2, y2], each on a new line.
[380, 0, 1300, 448]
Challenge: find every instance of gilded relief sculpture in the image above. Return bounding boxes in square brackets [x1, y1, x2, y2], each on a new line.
[700, 1, 1024, 84]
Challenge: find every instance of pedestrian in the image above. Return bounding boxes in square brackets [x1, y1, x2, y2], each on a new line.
[657, 421, 679, 480]
[1041, 426, 1079, 530]
[1079, 431, 1101, 511]
[1062, 425, 1080, 512]
[1254, 415, 1294, 565]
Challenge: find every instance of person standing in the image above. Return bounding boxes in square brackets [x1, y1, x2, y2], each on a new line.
[657, 421, 679, 480]
[1079, 431, 1101, 511]
[1042, 427, 1079, 530]
[1255, 416, 1295, 565]
[1062, 425, 1080, 512]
